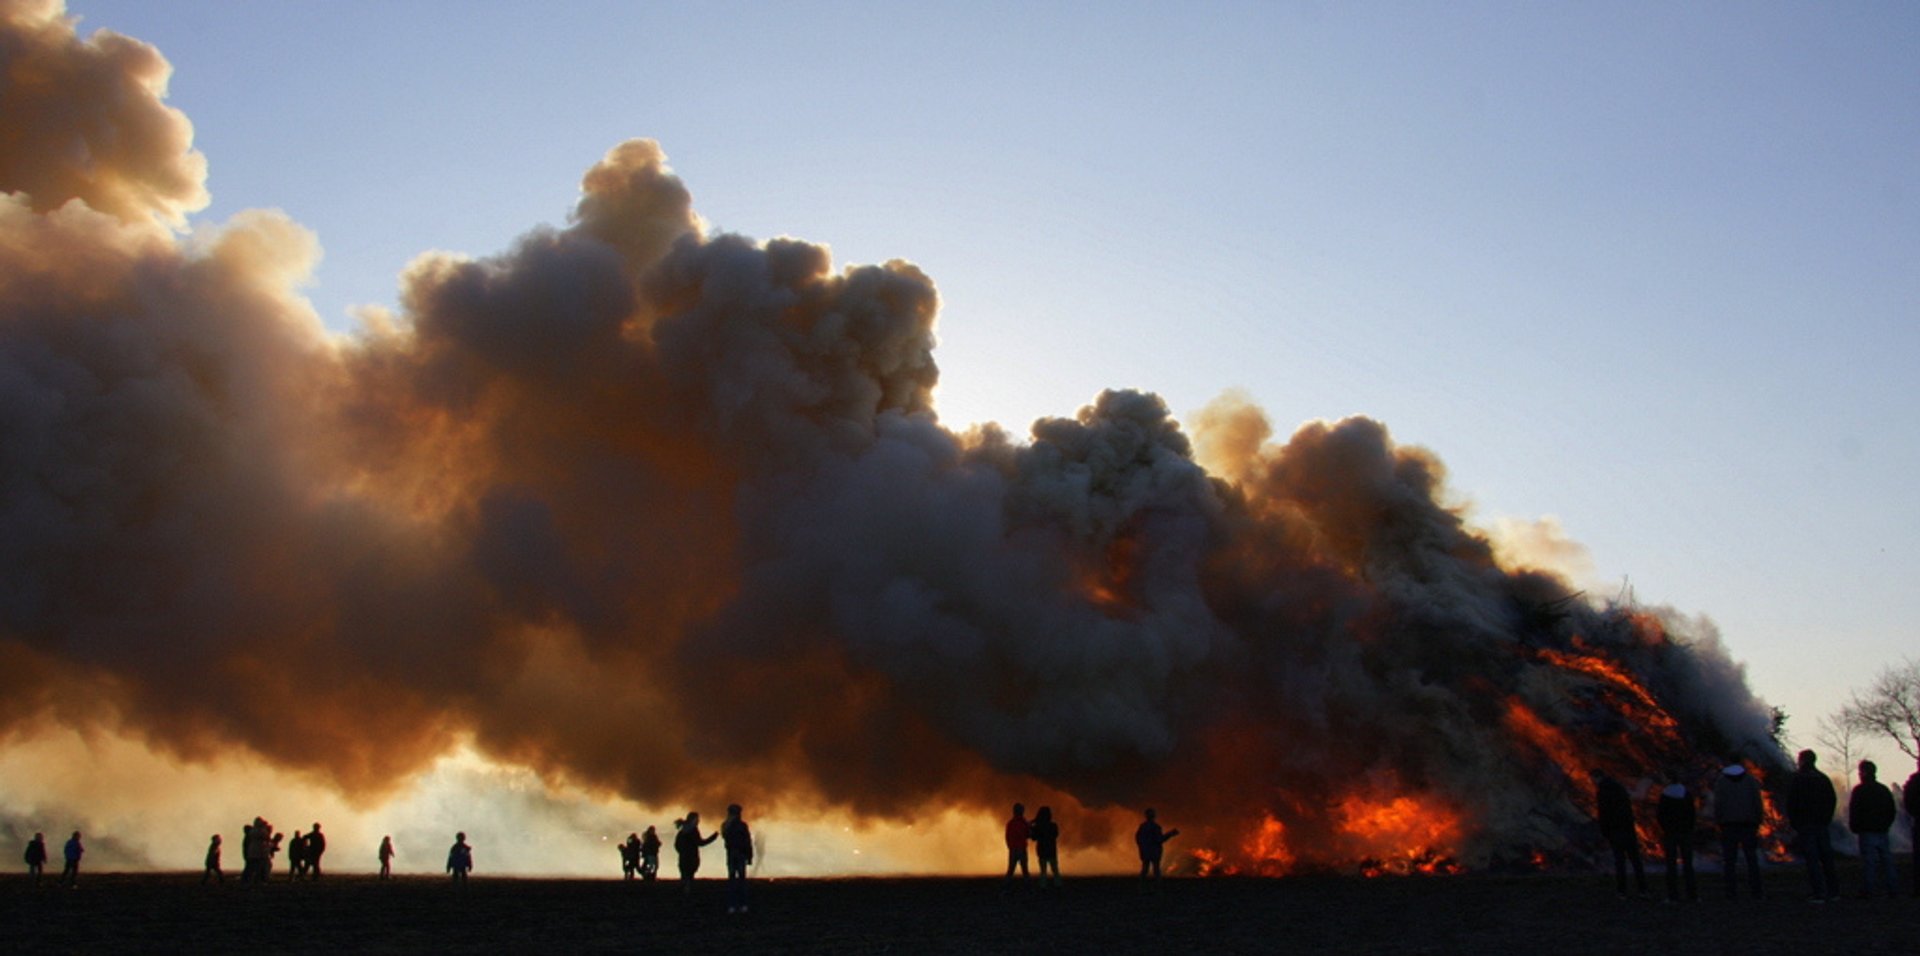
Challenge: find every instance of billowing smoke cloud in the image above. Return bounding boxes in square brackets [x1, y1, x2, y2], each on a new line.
[0, 2, 1781, 873]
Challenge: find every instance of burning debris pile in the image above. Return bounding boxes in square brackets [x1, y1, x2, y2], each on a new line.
[0, 1, 1784, 874]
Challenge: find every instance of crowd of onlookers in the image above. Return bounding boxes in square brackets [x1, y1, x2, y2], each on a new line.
[18, 757, 1919, 898]
[1590, 752, 1919, 903]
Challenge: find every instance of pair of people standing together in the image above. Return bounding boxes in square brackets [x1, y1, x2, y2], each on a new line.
[674, 805, 753, 913]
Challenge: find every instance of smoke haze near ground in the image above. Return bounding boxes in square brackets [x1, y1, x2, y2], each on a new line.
[0, 1, 1782, 874]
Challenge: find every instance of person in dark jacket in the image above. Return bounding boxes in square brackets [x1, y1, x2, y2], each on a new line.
[639, 826, 661, 881]
[202, 834, 223, 884]
[60, 831, 82, 887]
[445, 832, 473, 884]
[1135, 808, 1179, 884]
[24, 832, 46, 887]
[1786, 749, 1840, 902]
[1592, 769, 1647, 897]
[721, 804, 753, 914]
[306, 823, 326, 878]
[1656, 781, 1697, 902]
[1030, 806, 1061, 889]
[378, 836, 395, 879]
[1712, 762, 1764, 899]
[674, 812, 718, 896]
[1905, 756, 1920, 898]
[1848, 760, 1898, 898]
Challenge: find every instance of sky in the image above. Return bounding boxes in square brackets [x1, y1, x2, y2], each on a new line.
[6, 0, 1917, 872]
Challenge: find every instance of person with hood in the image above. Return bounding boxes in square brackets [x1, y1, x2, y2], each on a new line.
[639, 826, 661, 881]
[1848, 760, 1899, 898]
[445, 832, 473, 884]
[1711, 762, 1764, 900]
[1030, 806, 1062, 889]
[721, 804, 753, 914]
[1135, 808, 1179, 884]
[674, 812, 718, 896]
[378, 836, 395, 879]
[1592, 769, 1647, 898]
[1655, 781, 1697, 902]
[59, 831, 82, 887]
[202, 834, 223, 885]
[1786, 749, 1839, 902]
[23, 832, 46, 887]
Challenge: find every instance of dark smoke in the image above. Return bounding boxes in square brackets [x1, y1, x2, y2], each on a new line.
[0, 2, 1780, 870]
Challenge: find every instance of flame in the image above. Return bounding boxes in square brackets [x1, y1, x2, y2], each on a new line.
[1337, 794, 1463, 877]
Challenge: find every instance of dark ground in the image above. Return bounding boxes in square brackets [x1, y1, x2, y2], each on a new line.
[5, 865, 1917, 954]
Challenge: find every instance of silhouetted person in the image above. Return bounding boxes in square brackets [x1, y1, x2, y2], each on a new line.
[722, 804, 753, 914]
[446, 832, 473, 884]
[1711, 763, 1763, 899]
[24, 832, 46, 887]
[1906, 756, 1920, 898]
[621, 833, 641, 880]
[1003, 803, 1030, 890]
[1591, 769, 1646, 898]
[1135, 808, 1179, 884]
[674, 813, 717, 896]
[202, 834, 223, 885]
[1030, 806, 1061, 888]
[378, 836, 395, 879]
[59, 831, 81, 887]
[1655, 782, 1697, 902]
[1786, 749, 1839, 902]
[639, 826, 661, 881]
[307, 823, 326, 878]
[1849, 760, 1898, 898]
[242, 817, 279, 883]
[288, 829, 308, 880]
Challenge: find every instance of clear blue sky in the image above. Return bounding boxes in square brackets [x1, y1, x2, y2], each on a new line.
[69, 1, 1920, 753]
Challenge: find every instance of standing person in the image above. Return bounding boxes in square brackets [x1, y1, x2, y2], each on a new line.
[1848, 760, 1899, 899]
[639, 826, 661, 882]
[59, 831, 82, 887]
[620, 833, 640, 880]
[288, 829, 308, 880]
[202, 834, 223, 885]
[721, 804, 753, 914]
[378, 836, 395, 880]
[1786, 749, 1840, 902]
[1905, 756, 1920, 898]
[1711, 763, 1764, 900]
[445, 832, 473, 884]
[306, 823, 326, 878]
[1592, 769, 1647, 898]
[24, 832, 46, 887]
[1655, 782, 1698, 902]
[1030, 807, 1061, 889]
[1135, 808, 1179, 884]
[674, 813, 718, 896]
[1002, 803, 1031, 890]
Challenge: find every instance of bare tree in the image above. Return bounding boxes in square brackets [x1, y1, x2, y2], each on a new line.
[1839, 658, 1920, 760]
[1812, 710, 1860, 799]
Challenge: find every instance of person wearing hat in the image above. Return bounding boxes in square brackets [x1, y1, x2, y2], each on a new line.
[1656, 780, 1698, 902]
[1711, 761, 1764, 899]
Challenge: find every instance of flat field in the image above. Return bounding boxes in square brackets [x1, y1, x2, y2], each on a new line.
[5, 866, 1916, 954]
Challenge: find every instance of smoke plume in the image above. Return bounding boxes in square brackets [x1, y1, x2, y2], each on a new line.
[0, 1, 1781, 873]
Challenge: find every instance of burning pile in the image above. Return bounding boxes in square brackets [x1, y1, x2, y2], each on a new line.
[0, 1, 1784, 874]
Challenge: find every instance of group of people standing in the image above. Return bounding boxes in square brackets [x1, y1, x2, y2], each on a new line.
[1592, 751, 1919, 904]
[20, 832, 81, 888]
[1001, 804, 1179, 891]
[656, 805, 753, 913]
